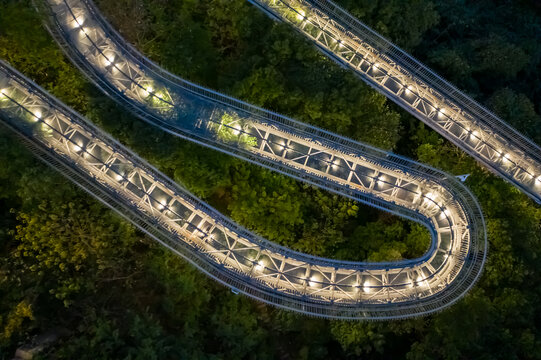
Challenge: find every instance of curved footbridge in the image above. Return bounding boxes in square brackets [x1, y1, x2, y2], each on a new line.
[0, 0, 489, 319]
[250, 0, 541, 204]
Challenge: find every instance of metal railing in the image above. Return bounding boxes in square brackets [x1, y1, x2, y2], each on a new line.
[20, 0, 489, 318]
[250, 0, 541, 204]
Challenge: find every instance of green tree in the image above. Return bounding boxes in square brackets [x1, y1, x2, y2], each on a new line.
[488, 88, 541, 142]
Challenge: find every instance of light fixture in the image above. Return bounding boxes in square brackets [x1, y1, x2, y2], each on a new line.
[405, 85, 413, 95]
[115, 173, 123, 181]
[156, 201, 165, 210]
[255, 260, 265, 272]
[103, 56, 113, 67]
[73, 144, 82, 152]
[440, 209, 451, 219]
[232, 124, 241, 135]
[141, 85, 154, 97]
[424, 192, 437, 205]
[296, 10, 306, 21]
[0, 88, 6, 98]
[73, 16, 84, 28]
[33, 110, 42, 121]
[363, 281, 371, 293]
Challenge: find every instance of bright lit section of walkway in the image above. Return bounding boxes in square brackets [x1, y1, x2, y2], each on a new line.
[250, 0, 541, 204]
[31, 0, 486, 319]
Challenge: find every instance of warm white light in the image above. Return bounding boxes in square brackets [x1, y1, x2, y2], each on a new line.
[296, 10, 306, 21]
[255, 260, 265, 272]
[33, 111, 42, 121]
[440, 209, 451, 219]
[156, 201, 165, 210]
[73, 144, 82, 152]
[73, 16, 84, 28]
[377, 176, 385, 186]
[438, 108, 446, 115]
[470, 130, 479, 139]
[373, 63, 380, 69]
[141, 85, 154, 97]
[363, 281, 371, 293]
[308, 276, 320, 287]
[535, 176, 541, 184]
[425, 192, 436, 201]
[115, 174, 123, 181]
[232, 124, 241, 135]
[405, 85, 413, 95]
[103, 56, 113, 67]
[0, 89, 6, 98]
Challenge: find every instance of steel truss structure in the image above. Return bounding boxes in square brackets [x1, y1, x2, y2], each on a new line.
[0, 55, 485, 319]
[249, 0, 541, 204]
[0, 0, 489, 319]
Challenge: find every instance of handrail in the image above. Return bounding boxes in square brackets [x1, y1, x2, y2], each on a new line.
[249, 0, 541, 204]
[17, 0, 489, 319]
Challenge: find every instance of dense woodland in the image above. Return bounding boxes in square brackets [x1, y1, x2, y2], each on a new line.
[0, 0, 540, 358]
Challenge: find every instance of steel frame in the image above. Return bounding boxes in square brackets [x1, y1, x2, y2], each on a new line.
[1, 0, 488, 319]
[250, 0, 541, 204]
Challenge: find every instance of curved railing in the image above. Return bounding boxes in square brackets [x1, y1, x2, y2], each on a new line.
[249, 0, 541, 204]
[22, 0, 487, 318]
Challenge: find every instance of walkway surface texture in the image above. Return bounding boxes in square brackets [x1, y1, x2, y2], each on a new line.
[7, 0, 540, 319]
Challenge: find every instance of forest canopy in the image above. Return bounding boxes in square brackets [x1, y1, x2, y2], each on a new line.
[0, 0, 540, 359]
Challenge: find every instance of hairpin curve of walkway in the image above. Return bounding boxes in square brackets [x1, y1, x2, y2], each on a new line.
[249, 0, 541, 205]
[3, 0, 486, 319]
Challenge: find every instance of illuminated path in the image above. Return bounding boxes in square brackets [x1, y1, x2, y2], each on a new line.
[250, 0, 541, 204]
[4, 0, 485, 319]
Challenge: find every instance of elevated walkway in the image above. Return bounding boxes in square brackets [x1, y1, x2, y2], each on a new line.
[251, 0, 541, 204]
[1, 0, 489, 318]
